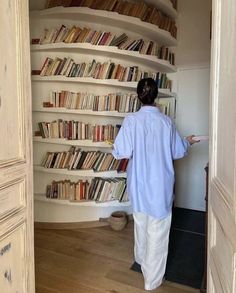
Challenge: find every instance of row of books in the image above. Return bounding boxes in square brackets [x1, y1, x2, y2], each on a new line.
[46, 179, 89, 200]
[36, 120, 121, 141]
[33, 25, 175, 64]
[89, 177, 127, 202]
[45, 0, 177, 38]
[37, 57, 165, 84]
[41, 147, 128, 172]
[43, 91, 142, 113]
[46, 177, 128, 202]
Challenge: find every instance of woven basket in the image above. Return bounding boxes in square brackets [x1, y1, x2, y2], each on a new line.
[108, 211, 128, 231]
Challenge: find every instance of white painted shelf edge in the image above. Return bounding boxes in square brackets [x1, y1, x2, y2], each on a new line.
[31, 76, 173, 97]
[33, 137, 112, 148]
[34, 193, 131, 207]
[30, 7, 177, 46]
[34, 165, 127, 178]
[31, 43, 177, 73]
[33, 107, 126, 118]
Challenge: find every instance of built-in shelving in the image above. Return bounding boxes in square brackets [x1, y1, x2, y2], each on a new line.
[30, 7, 177, 46]
[34, 165, 127, 178]
[31, 76, 173, 97]
[31, 43, 177, 73]
[33, 107, 126, 118]
[31, 2, 178, 224]
[33, 137, 112, 148]
[35, 193, 130, 207]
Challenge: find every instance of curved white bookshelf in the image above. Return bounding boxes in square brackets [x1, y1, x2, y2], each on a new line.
[33, 137, 112, 148]
[32, 75, 136, 89]
[31, 43, 177, 73]
[34, 165, 127, 178]
[31, 76, 173, 97]
[30, 7, 177, 46]
[31, 2, 177, 225]
[33, 107, 127, 118]
[34, 193, 132, 223]
[35, 193, 130, 207]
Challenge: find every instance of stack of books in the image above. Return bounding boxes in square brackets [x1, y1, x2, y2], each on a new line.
[36, 120, 121, 142]
[45, 0, 177, 38]
[41, 147, 128, 172]
[43, 91, 142, 113]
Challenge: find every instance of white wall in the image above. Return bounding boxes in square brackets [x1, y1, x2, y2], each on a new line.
[173, 0, 212, 211]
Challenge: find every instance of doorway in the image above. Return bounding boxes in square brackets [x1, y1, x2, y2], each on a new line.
[29, 0, 211, 292]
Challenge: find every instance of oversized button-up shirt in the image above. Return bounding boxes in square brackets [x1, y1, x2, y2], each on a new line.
[112, 106, 189, 219]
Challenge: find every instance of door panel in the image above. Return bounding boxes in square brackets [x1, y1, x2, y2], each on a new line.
[0, 178, 26, 219]
[0, 224, 27, 293]
[0, 0, 34, 292]
[0, 0, 26, 164]
[209, 0, 236, 292]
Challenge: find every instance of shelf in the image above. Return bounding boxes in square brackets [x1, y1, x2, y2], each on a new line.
[32, 75, 137, 89]
[31, 43, 177, 73]
[34, 193, 130, 207]
[33, 107, 127, 118]
[30, 7, 177, 46]
[31, 76, 173, 97]
[145, 0, 178, 19]
[31, 3, 176, 224]
[34, 165, 127, 178]
[33, 137, 112, 148]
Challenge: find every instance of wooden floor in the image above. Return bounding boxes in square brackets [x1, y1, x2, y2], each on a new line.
[35, 222, 199, 293]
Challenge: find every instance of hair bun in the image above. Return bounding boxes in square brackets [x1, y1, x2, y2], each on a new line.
[137, 78, 158, 105]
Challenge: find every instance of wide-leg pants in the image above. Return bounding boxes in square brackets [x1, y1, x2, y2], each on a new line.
[133, 212, 172, 291]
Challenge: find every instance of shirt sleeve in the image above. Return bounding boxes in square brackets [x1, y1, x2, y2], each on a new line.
[171, 123, 190, 160]
[112, 116, 133, 160]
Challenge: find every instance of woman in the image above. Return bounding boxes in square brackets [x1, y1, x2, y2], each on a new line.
[112, 77, 197, 291]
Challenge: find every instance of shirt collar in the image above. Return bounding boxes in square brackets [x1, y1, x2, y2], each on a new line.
[139, 105, 161, 112]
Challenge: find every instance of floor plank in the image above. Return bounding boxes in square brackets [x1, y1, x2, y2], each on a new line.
[35, 222, 198, 293]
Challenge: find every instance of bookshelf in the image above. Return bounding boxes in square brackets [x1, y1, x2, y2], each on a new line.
[33, 107, 127, 118]
[31, 76, 173, 96]
[35, 194, 130, 207]
[30, 1, 178, 225]
[31, 43, 177, 73]
[34, 165, 127, 178]
[30, 7, 177, 46]
[33, 136, 113, 147]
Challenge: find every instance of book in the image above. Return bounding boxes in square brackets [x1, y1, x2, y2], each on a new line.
[192, 135, 209, 141]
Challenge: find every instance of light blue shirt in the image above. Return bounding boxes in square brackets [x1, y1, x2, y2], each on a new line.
[112, 106, 189, 219]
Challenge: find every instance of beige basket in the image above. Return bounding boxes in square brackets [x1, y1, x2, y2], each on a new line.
[108, 211, 128, 231]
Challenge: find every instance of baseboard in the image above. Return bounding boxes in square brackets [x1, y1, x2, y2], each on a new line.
[34, 213, 133, 230]
[34, 220, 109, 230]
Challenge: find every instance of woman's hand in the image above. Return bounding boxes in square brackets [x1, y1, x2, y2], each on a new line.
[186, 135, 200, 145]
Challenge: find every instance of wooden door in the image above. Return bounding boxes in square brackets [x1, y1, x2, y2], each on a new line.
[0, 0, 34, 292]
[208, 0, 236, 292]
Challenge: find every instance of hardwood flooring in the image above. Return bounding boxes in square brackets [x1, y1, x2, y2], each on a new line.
[35, 222, 198, 293]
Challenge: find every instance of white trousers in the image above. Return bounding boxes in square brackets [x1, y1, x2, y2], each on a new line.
[133, 212, 172, 291]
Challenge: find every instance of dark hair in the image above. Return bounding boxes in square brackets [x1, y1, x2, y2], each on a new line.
[137, 78, 158, 105]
